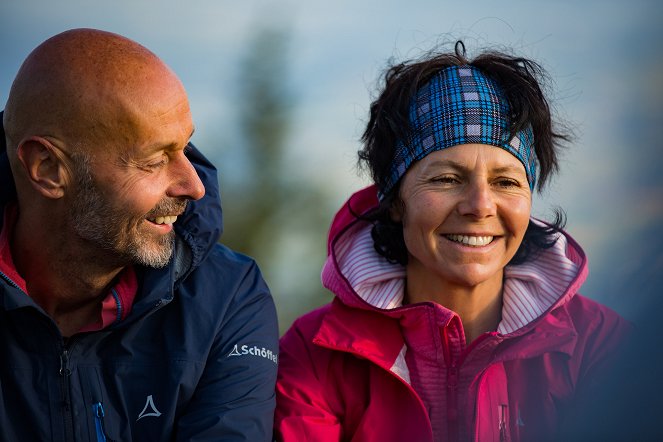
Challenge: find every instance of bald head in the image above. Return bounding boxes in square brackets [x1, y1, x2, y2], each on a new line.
[3, 28, 189, 156]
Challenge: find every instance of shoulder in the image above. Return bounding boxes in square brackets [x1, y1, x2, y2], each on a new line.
[177, 243, 277, 334]
[281, 304, 333, 352]
[289, 304, 333, 332]
[279, 303, 347, 377]
[562, 294, 632, 340]
[202, 242, 262, 274]
[553, 294, 632, 377]
[188, 243, 271, 301]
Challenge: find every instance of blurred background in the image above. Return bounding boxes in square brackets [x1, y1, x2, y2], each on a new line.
[1, 0, 661, 337]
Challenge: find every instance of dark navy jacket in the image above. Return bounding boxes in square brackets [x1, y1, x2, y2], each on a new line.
[0, 116, 279, 441]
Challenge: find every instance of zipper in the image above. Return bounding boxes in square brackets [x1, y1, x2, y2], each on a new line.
[498, 404, 508, 442]
[110, 288, 122, 324]
[447, 363, 460, 441]
[59, 346, 75, 441]
[443, 328, 460, 441]
[92, 402, 108, 442]
[4, 262, 113, 441]
[2, 271, 78, 439]
[0, 269, 25, 293]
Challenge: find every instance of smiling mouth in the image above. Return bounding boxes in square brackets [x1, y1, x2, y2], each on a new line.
[445, 234, 494, 247]
[147, 215, 179, 225]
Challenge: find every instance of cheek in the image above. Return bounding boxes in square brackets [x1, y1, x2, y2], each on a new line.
[402, 195, 442, 228]
[111, 177, 164, 214]
[401, 197, 445, 253]
[506, 198, 531, 238]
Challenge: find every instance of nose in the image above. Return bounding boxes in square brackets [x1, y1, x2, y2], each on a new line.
[167, 151, 205, 201]
[456, 179, 496, 218]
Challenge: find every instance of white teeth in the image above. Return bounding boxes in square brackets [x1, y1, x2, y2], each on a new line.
[150, 216, 178, 225]
[446, 234, 494, 246]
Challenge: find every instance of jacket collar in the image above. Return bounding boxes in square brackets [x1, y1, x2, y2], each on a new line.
[493, 306, 579, 361]
[319, 184, 582, 361]
[313, 295, 579, 370]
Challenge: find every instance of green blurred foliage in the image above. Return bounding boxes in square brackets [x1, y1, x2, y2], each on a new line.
[219, 25, 333, 334]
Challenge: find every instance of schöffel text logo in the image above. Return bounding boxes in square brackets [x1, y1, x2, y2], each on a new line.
[228, 344, 278, 364]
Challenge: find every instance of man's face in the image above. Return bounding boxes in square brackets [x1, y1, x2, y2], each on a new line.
[67, 85, 204, 268]
[68, 155, 185, 268]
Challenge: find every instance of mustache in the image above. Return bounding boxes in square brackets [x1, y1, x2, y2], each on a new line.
[146, 198, 188, 218]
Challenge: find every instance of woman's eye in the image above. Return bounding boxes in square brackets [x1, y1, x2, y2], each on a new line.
[432, 175, 459, 184]
[495, 178, 520, 188]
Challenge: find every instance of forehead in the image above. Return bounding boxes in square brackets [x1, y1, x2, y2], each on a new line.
[90, 82, 194, 160]
[60, 34, 194, 157]
[412, 143, 527, 173]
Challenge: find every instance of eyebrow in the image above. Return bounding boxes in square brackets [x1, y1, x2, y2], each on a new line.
[146, 127, 196, 153]
[426, 159, 526, 175]
[492, 165, 527, 175]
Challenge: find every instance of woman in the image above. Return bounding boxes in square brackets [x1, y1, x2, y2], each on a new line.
[275, 42, 630, 441]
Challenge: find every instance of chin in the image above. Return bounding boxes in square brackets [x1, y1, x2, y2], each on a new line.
[127, 237, 174, 268]
[444, 265, 504, 289]
[133, 251, 172, 268]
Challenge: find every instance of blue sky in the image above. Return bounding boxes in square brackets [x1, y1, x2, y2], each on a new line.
[1, 0, 662, 321]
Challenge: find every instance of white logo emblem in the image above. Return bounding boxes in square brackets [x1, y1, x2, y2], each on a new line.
[228, 344, 278, 364]
[137, 394, 162, 421]
[228, 344, 242, 357]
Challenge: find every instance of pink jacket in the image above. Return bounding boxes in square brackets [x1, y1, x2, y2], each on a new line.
[275, 186, 630, 441]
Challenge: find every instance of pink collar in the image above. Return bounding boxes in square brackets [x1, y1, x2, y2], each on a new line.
[0, 203, 138, 332]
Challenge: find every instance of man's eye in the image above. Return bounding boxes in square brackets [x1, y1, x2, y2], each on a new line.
[140, 158, 168, 171]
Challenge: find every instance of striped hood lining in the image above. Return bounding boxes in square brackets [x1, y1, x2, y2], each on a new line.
[330, 221, 581, 334]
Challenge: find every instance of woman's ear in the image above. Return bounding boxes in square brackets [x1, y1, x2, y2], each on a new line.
[15, 136, 68, 199]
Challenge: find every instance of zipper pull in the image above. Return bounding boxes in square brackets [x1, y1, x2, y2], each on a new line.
[93, 402, 108, 442]
[59, 349, 71, 376]
[498, 403, 507, 442]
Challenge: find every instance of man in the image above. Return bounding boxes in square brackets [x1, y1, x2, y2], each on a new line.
[0, 28, 278, 441]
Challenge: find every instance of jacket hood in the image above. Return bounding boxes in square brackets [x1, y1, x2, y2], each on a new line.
[0, 110, 223, 304]
[172, 141, 223, 271]
[321, 185, 589, 337]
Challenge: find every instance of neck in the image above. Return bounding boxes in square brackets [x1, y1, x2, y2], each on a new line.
[405, 270, 503, 345]
[12, 208, 124, 337]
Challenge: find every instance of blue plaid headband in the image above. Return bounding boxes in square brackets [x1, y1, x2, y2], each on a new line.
[380, 65, 536, 199]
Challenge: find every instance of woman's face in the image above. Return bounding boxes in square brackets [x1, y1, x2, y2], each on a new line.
[395, 143, 531, 292]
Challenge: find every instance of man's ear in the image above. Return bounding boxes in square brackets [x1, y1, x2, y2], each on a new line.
[16, 136, 68, 199]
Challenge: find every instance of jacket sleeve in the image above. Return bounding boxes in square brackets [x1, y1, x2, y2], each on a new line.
[176, 259, 279, 442]
[274, 314, 343, 442]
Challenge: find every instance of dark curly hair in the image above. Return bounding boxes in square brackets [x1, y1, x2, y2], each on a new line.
[357, 41, 571, 266]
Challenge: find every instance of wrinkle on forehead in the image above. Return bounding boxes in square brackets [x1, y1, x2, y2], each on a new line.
[3, 28, 188, 155]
